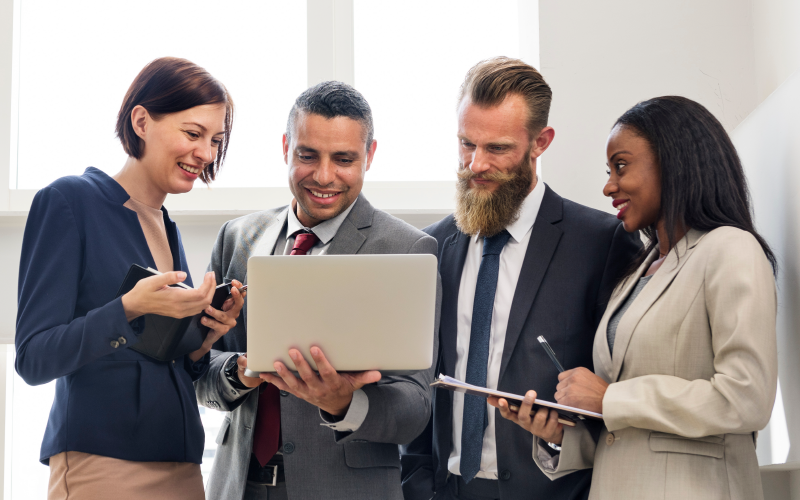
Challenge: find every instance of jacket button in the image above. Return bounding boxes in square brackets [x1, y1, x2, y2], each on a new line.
[606, 433, 615, 446]
[110, 341, 119, 348]
[283, 442, 295, 454]
[118, 336, 127, 345]
[279, 391, 289, 397]
[500, 470, 511, 481]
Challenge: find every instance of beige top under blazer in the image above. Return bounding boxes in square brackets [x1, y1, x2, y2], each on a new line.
[533, 227, 778, 500]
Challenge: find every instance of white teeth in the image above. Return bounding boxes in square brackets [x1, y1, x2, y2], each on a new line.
[617, 201, 629, 210]
[311, 190, 337, 198]
[179, 163, 200, 174]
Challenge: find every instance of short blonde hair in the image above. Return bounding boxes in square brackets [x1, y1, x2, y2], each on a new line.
[458, 57, 552, 136]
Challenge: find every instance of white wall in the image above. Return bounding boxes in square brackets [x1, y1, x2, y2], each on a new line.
[753, 0, 800, 102]
[533, 1, 800, 497]
[538, 0, 759, 213]
[0, 222, 23, 344]
[731, 69, 800, 474]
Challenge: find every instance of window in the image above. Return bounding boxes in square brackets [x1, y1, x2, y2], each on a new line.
[7, 361, 52, 499]
[13, 0, 307, 190]
[353, 0, 521, 182]
[0, 2, 538, 498]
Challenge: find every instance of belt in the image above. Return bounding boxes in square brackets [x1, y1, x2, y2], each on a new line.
[448, 474, 500, 499]
[247, 454, 286, 486]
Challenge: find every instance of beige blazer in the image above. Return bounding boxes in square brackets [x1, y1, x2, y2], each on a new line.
[533, 227, 777, 500]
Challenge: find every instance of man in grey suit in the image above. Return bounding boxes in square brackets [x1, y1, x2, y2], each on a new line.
[195, 82, 440, 500]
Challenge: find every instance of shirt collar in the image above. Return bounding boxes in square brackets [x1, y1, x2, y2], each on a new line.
[286, 198, 358, 245]
[472, 177, 546, 244]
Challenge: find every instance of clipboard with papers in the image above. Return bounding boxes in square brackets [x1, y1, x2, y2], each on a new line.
[431, 374, 603, 427]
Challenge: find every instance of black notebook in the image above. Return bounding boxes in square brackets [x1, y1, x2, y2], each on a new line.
[115, 264, 238, 362]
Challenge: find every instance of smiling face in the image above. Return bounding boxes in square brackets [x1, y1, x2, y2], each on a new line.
[283, 111, 376, 227]
[603, 124, 662, 232]
[137, 103, 227, 195]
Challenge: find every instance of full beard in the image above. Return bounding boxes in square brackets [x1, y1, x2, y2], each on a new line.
[454, 153, 534, 237]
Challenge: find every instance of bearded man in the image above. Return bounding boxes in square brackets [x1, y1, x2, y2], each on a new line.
[400, 57, 642, 500]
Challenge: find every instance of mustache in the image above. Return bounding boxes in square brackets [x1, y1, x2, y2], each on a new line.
[300, 181, 349, 192]
[456, 165, 517, 184]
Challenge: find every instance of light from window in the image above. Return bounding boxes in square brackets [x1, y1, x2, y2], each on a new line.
[353, 0, 521, 182]
[6, 353, 224, 498]
[15, 0, 307, 190]
[8, 361, 53, 499]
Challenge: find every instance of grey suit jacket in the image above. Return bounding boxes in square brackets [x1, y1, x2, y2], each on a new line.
[533, 227, 778, 500]
[195, 194, 442, 500]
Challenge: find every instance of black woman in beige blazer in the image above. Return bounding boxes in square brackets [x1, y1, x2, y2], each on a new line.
[490, 96, 778, 500]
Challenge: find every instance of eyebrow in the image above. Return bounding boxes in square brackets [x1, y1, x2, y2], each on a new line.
[183, 122, 207, 131]
[486, 140, 516, 148]
[457, 135, 516, 148]
[295, 146, 360, 157]
[609, 150, 633, 162]
[183, 122, 226, 136]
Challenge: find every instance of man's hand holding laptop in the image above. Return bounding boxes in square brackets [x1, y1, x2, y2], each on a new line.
[261, 346, 381, 416]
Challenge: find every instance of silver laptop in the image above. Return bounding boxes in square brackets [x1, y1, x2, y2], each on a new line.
[245, 254, 438, 375]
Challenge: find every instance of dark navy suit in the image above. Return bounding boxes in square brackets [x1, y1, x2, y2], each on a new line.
[401, 185, 642, 500]
[16, 167, 208, 464]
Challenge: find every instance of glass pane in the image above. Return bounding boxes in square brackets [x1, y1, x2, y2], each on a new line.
[354, 0, 520, 182]
[198, 403, 227, 481]
[6, 352, 225, 497]
[8, 359, 54, 499]
[15, 0, 307, 189]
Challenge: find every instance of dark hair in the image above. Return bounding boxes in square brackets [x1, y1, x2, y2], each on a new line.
[458, 56, 552, 135]
[615, 96, 777, 277]
[116, 57, 234, 184]
[285, 81, 373, 149]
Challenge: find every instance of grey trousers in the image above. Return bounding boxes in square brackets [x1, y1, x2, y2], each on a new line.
[243, 480, 289, 500]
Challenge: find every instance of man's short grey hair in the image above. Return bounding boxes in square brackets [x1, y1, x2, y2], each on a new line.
[286, 81, 374, 149]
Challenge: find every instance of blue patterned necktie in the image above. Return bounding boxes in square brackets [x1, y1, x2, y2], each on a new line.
[460, 230, 512, 482]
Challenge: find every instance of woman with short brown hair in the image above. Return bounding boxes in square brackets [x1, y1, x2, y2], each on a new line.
[16, 57, 242, 500]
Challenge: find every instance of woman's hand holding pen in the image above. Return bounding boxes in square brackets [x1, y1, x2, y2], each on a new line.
[555, 367, 608, 415]
[189, 280, 247, 362]
[121, 271, 217, 322]
[489, 391, 565, 445]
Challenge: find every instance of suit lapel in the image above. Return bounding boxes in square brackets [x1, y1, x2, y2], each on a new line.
[242, 207, 289, 323]
[607, 229, 707, 382]
[327, 218, 366, 255]
[250, 207, 290, 260]
[592, 251, 657, 382]
[327, 194, 371, 255]
[498, 186, 563, 382]
[439, 230, 470, 377]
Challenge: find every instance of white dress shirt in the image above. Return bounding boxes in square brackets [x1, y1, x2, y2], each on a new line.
[448, 179, 545, 480]
[282, 198, 356, 255]
[219, 199, 369, 432]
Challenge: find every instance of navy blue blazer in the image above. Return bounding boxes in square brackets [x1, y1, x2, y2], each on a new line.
[16, 167, 208, 464]
[400, 185, 642, 500]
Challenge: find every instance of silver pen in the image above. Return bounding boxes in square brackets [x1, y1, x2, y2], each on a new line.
[537, 335, 565, 373]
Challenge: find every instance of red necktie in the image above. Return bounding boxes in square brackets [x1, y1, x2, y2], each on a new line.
[252, 230, 320, 466]
[290, 232, 320, 256]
